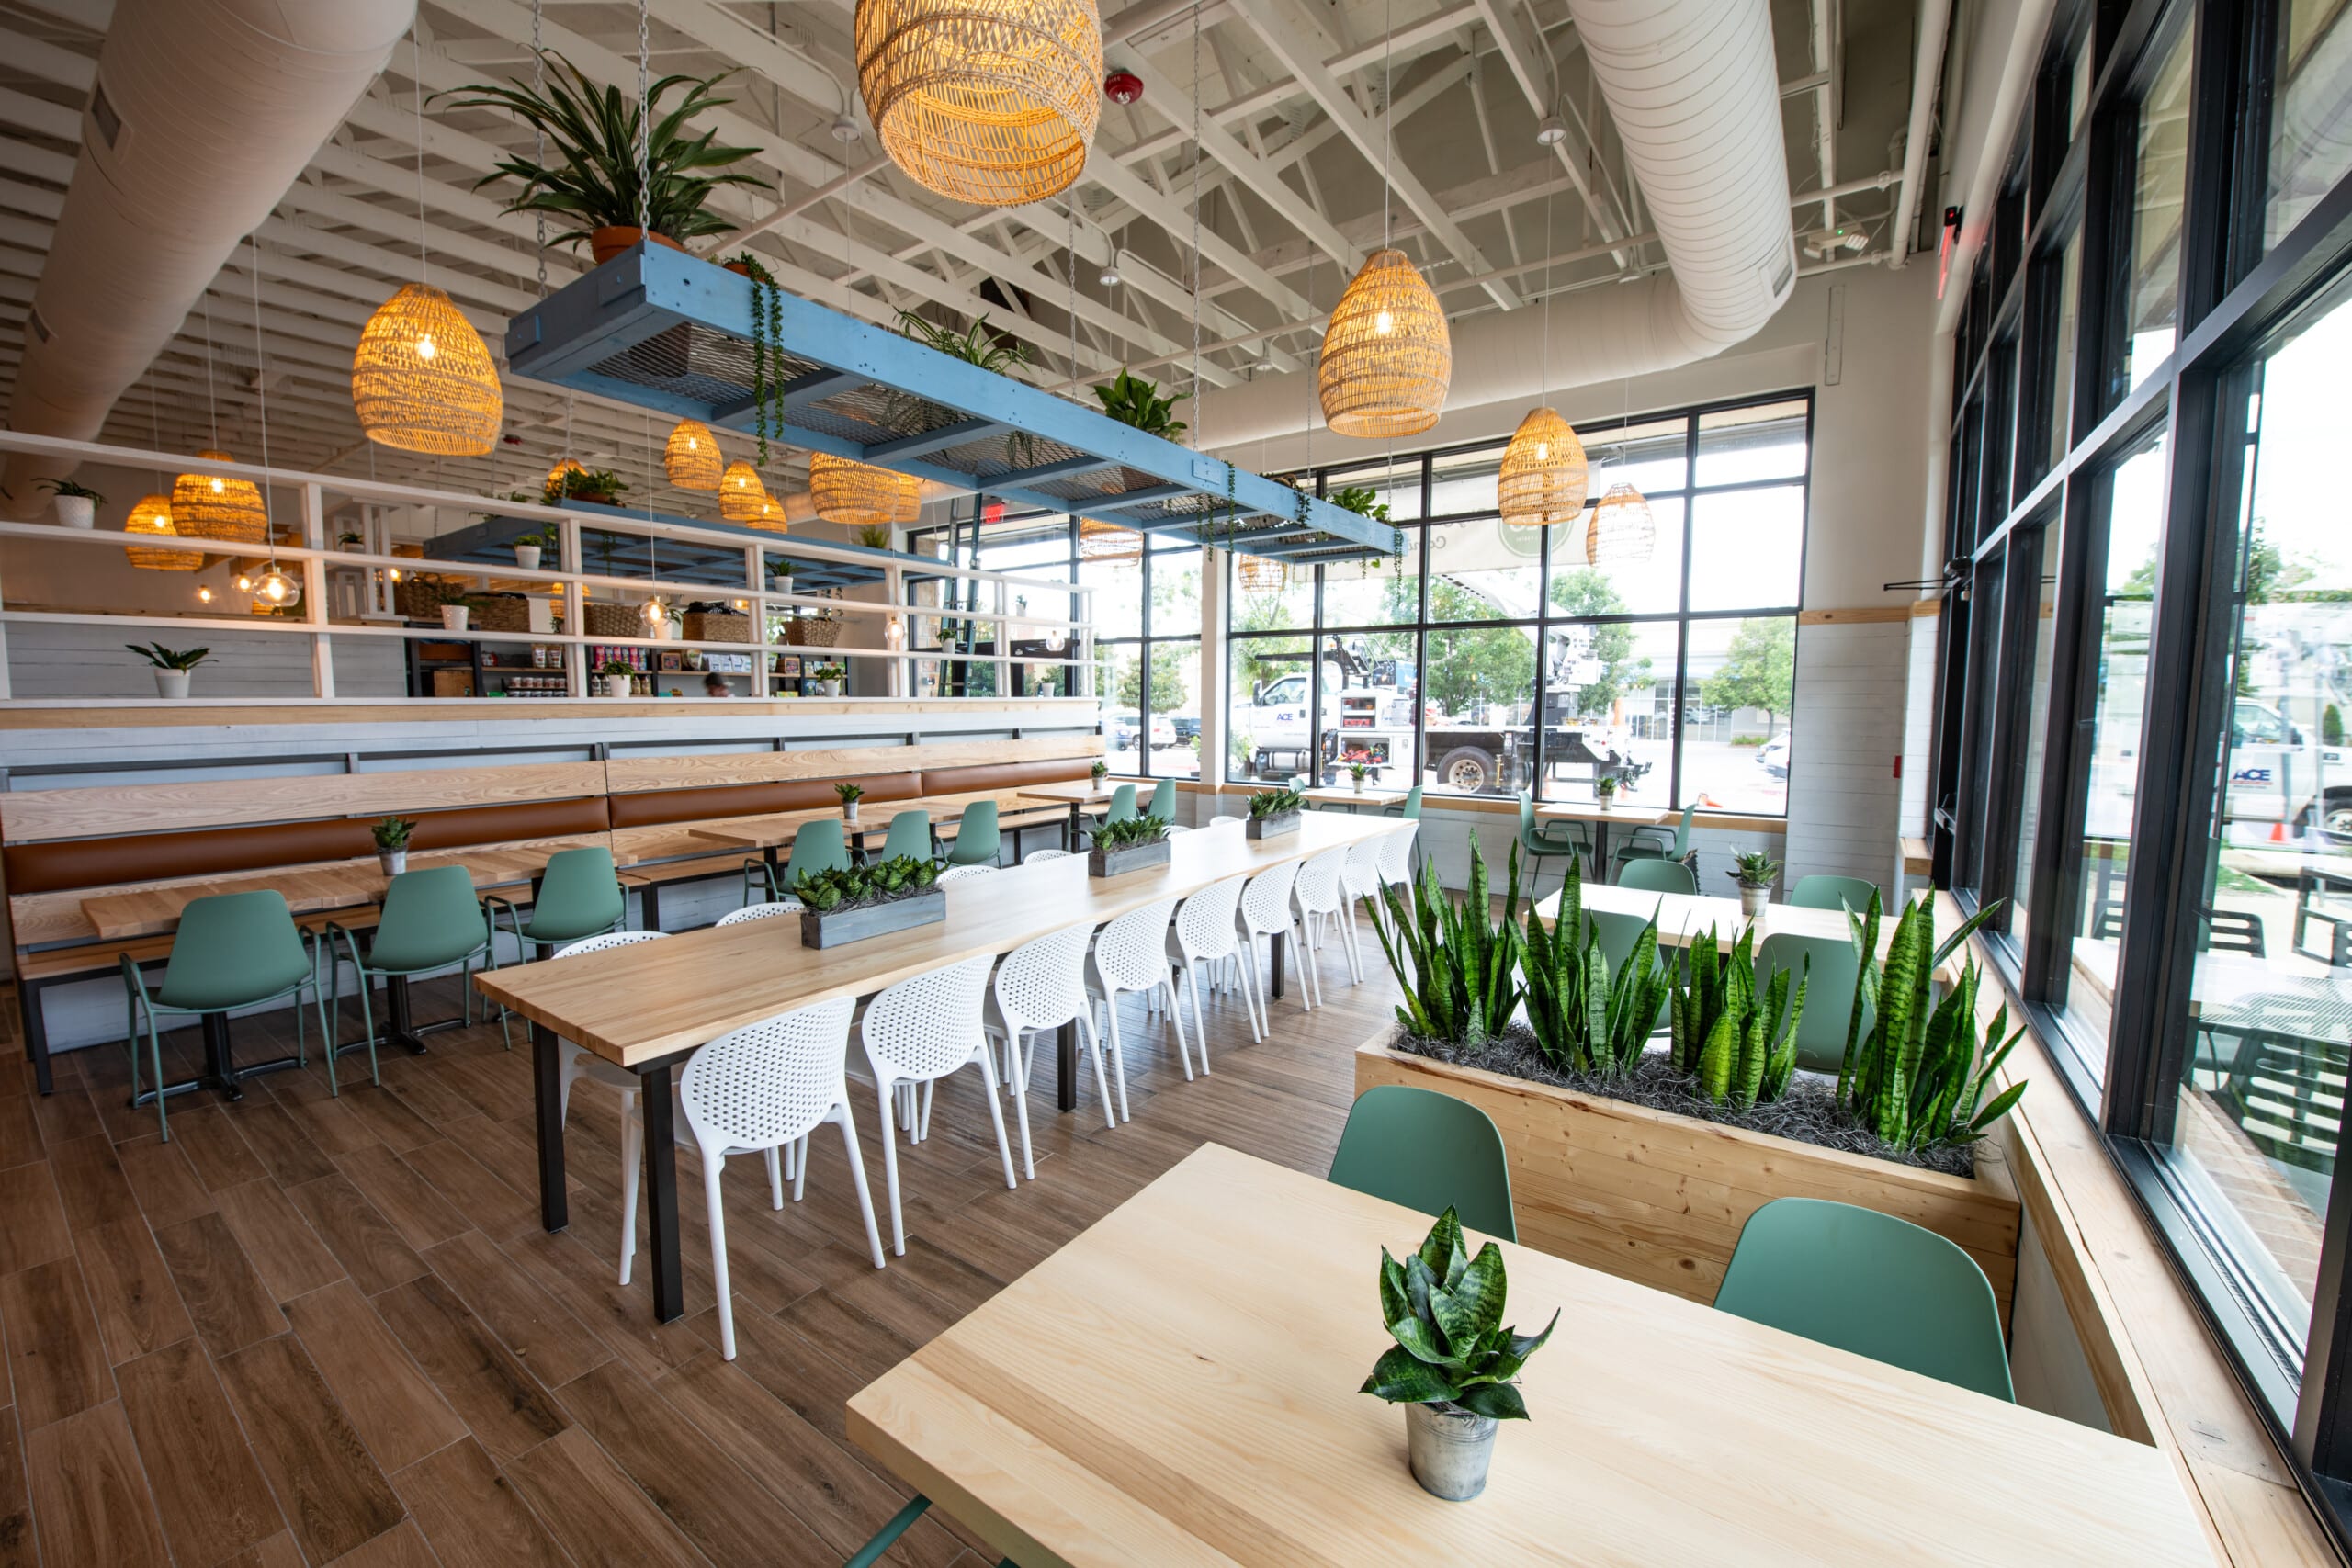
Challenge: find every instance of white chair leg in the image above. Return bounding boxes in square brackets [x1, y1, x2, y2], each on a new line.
[791, 1131, 809, 1201]
[1234, 947, 1265, 1043]
[1080, 1010, 1115, 1131]
[835, 1109, 886, 1269]
[1186, 967, 1211, 1074]
[1099, 1001, 1132, 1123]
[1342, 903, 1366, 984]
[1163, 976, 1192, 1083]
[1005, 1027, 1036, 1178]
[704, 1155, 735, 1359]
[617, 1098, 641, 1286]
[974, 1053, 1016, 1190]
[763, 1145, 783, 1209]
[876, 1080, 908, 1257]
[916, 1080, 935, 1144]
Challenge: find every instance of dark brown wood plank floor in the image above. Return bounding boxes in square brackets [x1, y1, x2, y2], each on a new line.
[0, 936, 1397, 1566]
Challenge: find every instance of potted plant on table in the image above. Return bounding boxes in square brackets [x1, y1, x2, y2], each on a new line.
[1245, 785, 1306, 840]
[126, 642, 211, 699]
[836, 781, 864, 824]
[1088, 814, 1171, 878]
[39, 477, 103, 529]
[792, 854, 944, 948]
[1594, 773, 1619, 807]
[1349, 761, 1370, 795]
[598, 659, 635, 697]
[437, 55, 772, 264]
[1727, 849, 1779, 919]
[1363, 1206, 1556, 1502]
[372, 817, 416, 876]
[1090, 759, 1110, 791]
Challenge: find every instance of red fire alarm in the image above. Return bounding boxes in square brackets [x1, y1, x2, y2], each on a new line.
[1104, 68, 1143, 105]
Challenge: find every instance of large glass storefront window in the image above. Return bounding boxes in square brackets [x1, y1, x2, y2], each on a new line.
[2120, 25, 2194, 398]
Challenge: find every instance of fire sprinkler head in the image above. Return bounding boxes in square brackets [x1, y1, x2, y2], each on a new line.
[1104, 68, 1143, 106]
[1535, 114, 1567, 147]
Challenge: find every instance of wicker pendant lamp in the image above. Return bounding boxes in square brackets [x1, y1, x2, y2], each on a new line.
[741, 488, 789, 531]
[664, 419, 723, 490]
[173, 451, 267, 543]
[351, 283, 503, 456]
[1078, 517, 1140, 560]
[854, 0, 1103, 206]
[123, 495, 199, 570]
[1499, 407, 1588, 526]
[719, 460, 771, 522]
[1318, 249, 1451, 438]
[1584, 481, 1656, 565]
[1236, 555, 1288, 594]
[810, 453, 921, 526]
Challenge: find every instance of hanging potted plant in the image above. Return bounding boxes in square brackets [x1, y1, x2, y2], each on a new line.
[1727, 849, 1780, 919]
[372, 817, 416, 876]
[126, 642, 210, 700]
[38, 477, 103, 529]
[1093, 368, 1189, 494]
[545, 467, 628, 508]
[438, 54, 773, 265]
[891, 310, 1037, 463]
[1362, 1206, 1556, 1501]
[599, 659, 636, 697]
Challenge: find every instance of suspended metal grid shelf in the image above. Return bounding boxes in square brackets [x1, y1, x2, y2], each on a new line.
[424, 501, 927, 592]
[503, 243, 1402, 564]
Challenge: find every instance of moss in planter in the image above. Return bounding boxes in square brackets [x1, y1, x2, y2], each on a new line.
[1393, 1026, 1977, 1180]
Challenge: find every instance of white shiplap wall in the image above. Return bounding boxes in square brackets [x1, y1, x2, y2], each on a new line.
[6, 621, 405, 700]
[1783, 619, 1910, 894]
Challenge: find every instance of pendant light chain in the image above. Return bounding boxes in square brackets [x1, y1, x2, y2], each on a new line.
[1381, 0, 1393, 251]
[635, 0, 652, 239]
[200, 293, 220, 448]
[1189, 0, 1203, 435]
[532, 0, 547, 297]
[1067, 197, 1080, 384]
[411, 22, 429, 285]
[248, 233, 277, 547]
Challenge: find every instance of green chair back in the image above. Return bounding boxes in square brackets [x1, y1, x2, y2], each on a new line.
[525, 846, 625, 942]
[1146, 779, 1178, 821]
[366, 865, 492, 973]
[784, 818, 851, 882]
[1384, 785, 1424, 820]
[1618, 803, 1699, 867]
[1617, 857, 1697, 897]
[1667, 802, 1697, 857]
[1789, 874, 1882, 915]
[1104, 784, 1139, 825]
[1754, 932, 1864, 1074]
[1589, 907, 1670, 1028]
[157, 890, 311, 1010]
[877, 809, 933, 863]
[1328, 1085, 1517, 1241]
[945, 800, 1001, 866]
[1713, 1198, 2014, 1402]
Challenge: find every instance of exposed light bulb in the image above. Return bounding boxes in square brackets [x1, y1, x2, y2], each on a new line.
[235, 572, 254, 592]
[1374, 310, 1395, 334]
[388, 567, 402, 581]
[417, 334, 436, 361]
[198, 585, 214, 604]
[210, 477, 225, 494]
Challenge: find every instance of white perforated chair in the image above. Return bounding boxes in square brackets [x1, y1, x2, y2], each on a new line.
[1237, 859, 1317, 1011]
[861, 955, 1016, 1256]
[1023, 847, 1075, 863]
[1168, 875, 1260, 1055]
[714, 901, 799, 928]
[1086, 897, 1187, 1088]
[1341, 835, 1390, 941]
[981, 923, 1102, 1161]
[1295, 844, 1365, 991]
[648, 996, 879, 1359]
[1374, 821, 1419, 905]
[544, 931, 671, 1281]
[936, 863, 997, 884]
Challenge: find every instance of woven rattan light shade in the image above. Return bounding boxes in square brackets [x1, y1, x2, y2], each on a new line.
[719, 461, 772, 522]
[742, 491, 790, 532]
[1499, 407, 1589, 526]
[351, 283, 503, 457]
[1318, 248, 1451, 439]
[1585, 481, 1657, 565]
[123, 494, 200, 570]
[855, 0, 1103, 206]
[1236, 555, 1288, 594]
[810, 453, 922, 526]
[1078, 517, 1140, 560]
[665, 420, 724, 490]
[173, 450, 267, 543]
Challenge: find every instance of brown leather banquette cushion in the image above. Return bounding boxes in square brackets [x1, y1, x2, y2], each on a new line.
[3, 795, 612, 896]
[605, 770, 923, 829]
[919, 758, 1097, 795]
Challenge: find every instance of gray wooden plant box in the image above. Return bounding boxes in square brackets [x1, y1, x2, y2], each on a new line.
[1245, 811, 1301, 840]
[799, 890, 946, 949]
[1088, 840, 1173, 878]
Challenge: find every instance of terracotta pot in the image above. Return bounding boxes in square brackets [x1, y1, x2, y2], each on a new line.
[588, 227, 685, 265]
[725, 261, 752, 276]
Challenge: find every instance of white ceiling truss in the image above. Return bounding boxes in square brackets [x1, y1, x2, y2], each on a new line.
[0, 0, 1917, 514]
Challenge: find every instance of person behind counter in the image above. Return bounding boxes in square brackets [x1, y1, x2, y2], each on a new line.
[703, 673, 730, 697]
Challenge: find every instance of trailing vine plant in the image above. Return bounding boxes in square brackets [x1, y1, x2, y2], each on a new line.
[734, 253, 783, 466]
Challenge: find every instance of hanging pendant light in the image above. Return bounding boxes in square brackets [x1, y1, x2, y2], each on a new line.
[351, 283, 503, 456]
[1584, 481, 1656, 565]
[1499, 408, 1588, 527]
[854, 0, 1103, 206]
[719, 460, 772, 522]
[251, 563, 303, 610]
[810, 453, 921, 527]
[1318, 249, 1451, 438]
[664, 420, 723, 490]
[1078, 517, 1140, 560]
[173, 451, 267, 543]
[545, 457, 586, 500]
[742, 491, 790, 532]
[1237, 555, 1288, 594]
[123, 495, 199, 570]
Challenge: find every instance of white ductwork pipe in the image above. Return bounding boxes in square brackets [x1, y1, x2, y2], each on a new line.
[1197, 0, 1795, 451]
[1, 0, 413, 515]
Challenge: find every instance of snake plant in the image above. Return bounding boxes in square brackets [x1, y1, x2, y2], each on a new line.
[1094, 813, 1170, 849]
[1362, 1207, 1556, 1420]
[1369, 836, 1524, 1049]
[1248, 785, 1306, 818]
[1838, 892, 2025, 1147]
[790, 854, 939, 914]
[1669, 925, 1805, 1111]
[1521, 854, 1672, 1077]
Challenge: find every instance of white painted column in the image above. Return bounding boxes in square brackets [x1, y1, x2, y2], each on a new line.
[302, 482, 334, 698]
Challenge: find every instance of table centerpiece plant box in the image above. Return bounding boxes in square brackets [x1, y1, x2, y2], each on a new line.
[1244, 785, 1306, 840]
[1088, 814, 1173, 878]
[1358, 844, 2025, 1319]
[794, 856, 945, 949]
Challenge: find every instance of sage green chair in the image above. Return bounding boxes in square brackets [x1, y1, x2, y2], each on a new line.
[1589, 908, 1671, 1029]
[1328, 1084, 1517, 1241]
[1516, 790, 1585, 897]
[119, 890, 327, 1141]
[944, 800, 1001, 867]
[487, 846, 627, 956]
[1382, 785, 1424, 819]
[866, 807, 934, 866]
[1713, 1197, 2014, 1402]
[1104, 783, 1139, 824]
[747, 818, 852, 906]
[325, 865, 506, 1080]
[1146, 779, 1178, 821]
[1755, 931, 1868, 1073]
[1617, 857, 1698, 897]
[1789, 874, 1882, 915]
[1617, 802, 1698, 875]
[846, 1496, 1016, 1568]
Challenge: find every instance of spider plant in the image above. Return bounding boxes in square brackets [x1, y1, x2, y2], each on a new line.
[437, 52, 772, 251]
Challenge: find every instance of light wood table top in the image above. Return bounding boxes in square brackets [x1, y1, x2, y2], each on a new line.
[848, 1143, 2208, 1567]
[678, 789, 1049, 852]
[81, 847, 578, 940]
[474, 812, 1401, 1068]
[1300, 785, 1408, 810]
[1533, 799, 1674, 828]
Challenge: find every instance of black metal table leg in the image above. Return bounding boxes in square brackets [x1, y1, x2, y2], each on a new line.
[1057, 1019, 1077, 1113]
[641, 883, 662, 933]
[1592, 820, 1612, 883]
[1271, 936, 1286, 1000]
[22, 976, 53, 1096]
[1064, 803, 1079, 853]
[200, 1012, 243, 1100]
[636, 1063, 684, 1322]
[383, 975, 429, 1055]
[531, 1021, 568, 1233]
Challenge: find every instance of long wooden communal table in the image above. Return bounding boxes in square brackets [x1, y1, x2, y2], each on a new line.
[848, 1143, 2209, 1566]
[473, 813, 1405, 1323]
[1013, 776, 1143, 850]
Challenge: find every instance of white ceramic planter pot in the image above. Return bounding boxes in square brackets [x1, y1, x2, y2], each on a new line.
[1739, 884, 1770, 919]
[650, 618, 673, 642]
[604, 674, 633, 697]
[53, 495, 95, 529]
[768, 575, 792, 593]
[378, 851, 407, 876]
[1404, 1402, 1498, 1501]
[1352, 776, 1366, 794]
[513, 544, 541, 570]
[440, 604, 470, 632]
[153, 669, 190, 700]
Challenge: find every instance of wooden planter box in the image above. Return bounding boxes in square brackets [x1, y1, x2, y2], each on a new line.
[1353, 1029, 2021, 1321]
[1245, 811, 1300, 840]
[1089, 840, 1172, 878]
[800, 891, 947, 950]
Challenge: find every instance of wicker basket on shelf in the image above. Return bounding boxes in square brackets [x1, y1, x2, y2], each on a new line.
[681, 610, 751, 644]
[582, 601, 642, 639]
[469, 593, 532, 634]
[394, 574, 464, 619]
[785, 615, 842, 648]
